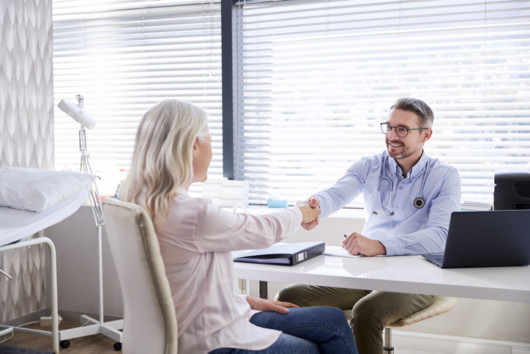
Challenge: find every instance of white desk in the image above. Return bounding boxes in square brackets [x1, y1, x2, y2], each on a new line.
[233, 252, 530, 303]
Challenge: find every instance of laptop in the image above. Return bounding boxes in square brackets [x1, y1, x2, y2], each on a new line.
[422, 209, 530, 268]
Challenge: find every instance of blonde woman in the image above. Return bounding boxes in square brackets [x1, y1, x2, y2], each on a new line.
[119, 99, 357, 354]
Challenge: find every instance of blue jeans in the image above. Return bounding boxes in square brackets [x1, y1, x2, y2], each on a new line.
[208, 306, 357, 354]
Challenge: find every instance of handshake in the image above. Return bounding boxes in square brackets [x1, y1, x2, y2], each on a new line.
[297, 197, 321, 226]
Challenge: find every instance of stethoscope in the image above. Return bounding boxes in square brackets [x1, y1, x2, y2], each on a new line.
[373, 156, 431, 216]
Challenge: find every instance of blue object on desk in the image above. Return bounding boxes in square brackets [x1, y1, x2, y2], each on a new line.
[267, 199, 288, 208]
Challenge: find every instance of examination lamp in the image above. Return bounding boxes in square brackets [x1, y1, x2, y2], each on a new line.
[58, 95, 96, 129]
[57, 94, 103, 226]
[56, 95, 122, 345]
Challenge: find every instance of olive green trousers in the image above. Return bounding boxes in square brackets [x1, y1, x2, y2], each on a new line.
[276, 285, 434, 354]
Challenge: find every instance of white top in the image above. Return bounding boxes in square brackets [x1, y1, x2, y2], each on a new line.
[156, 189, 303, 354]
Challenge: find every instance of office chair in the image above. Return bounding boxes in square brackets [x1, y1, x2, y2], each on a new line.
[102, 198, 178, 354]
[383, 296, 457, 353]
[342, 295, 457, 353]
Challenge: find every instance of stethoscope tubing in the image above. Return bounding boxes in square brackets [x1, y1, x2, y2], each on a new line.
[376, 155, 430, 214]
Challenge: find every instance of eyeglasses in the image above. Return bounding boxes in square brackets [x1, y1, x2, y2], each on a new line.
[380, 123, 427, 138]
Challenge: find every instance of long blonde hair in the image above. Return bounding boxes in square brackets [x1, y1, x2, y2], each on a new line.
[119, 99, 209, 224]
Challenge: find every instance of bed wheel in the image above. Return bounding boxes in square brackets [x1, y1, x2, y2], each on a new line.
[60, 340, 70, 348]
[114, 342, 122, 351]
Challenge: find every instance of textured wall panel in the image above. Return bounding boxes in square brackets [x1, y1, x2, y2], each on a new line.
[0, 0, 54, 170]
[0, 0, 53, 323]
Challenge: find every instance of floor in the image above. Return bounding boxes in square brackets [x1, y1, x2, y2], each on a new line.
[0, 323, 432, 354]
[0, 320, 118, 354]
[2, 322, 527, 354]
[0, 325, 429, 354]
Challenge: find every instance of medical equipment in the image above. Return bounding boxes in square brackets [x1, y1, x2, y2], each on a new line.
[1, 188, 88, 353]
[58, 95, 96, 129]
[494, 172, 530, 210]
[373, 155, 431, 215]
[56, 95, 123, 349]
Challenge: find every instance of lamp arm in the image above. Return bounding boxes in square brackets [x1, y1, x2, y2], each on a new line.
[79, 128, 104, 227]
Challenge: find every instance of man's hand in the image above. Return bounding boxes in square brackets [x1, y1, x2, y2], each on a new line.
[343, 232, 386, 256]
[301, 197, 320, 230]
[246, 296, 299, 314]
[299, 204, 321, 224]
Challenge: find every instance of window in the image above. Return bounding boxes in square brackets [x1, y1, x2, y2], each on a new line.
[53, 0, 222, 195]
[53, 0, 530, 207]
[233, 0, 530, 207]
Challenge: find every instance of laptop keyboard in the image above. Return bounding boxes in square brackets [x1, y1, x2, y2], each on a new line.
[431, 253, 444, 263]
[423, 252, 445, 267]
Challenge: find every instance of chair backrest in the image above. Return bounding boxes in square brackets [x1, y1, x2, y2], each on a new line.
[103, 198, 178, 354]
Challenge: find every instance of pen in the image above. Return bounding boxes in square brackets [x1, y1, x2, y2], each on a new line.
[344, 234, 348, 238]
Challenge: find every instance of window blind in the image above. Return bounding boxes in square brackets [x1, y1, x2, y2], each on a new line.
[234, 0, 530, 207]
[53, 0, 223, 195]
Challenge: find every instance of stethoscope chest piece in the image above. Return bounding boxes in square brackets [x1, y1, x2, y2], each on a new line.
[413, 196, 425, 209]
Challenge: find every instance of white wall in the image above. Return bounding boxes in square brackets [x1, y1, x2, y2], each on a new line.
[46, 205, 530, 345]
[46, 206, 123, 318]
[0, 0, 54, 323]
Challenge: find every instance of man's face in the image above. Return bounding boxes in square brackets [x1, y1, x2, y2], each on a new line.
[385, 108, 431, 162]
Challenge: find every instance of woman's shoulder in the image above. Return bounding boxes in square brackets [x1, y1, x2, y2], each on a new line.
[171, 189, 223, 220]
[173, 189, 211, 208]
[162, 191, 214, 229]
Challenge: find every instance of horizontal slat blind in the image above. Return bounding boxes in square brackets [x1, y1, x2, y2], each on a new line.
[53, 0, 222, 195]
[235, 0, 530, 206]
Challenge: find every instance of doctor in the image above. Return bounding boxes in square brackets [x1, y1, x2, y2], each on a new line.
[276, 97, 461, 354]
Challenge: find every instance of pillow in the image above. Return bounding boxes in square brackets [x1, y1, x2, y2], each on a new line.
[0, 167, 94, 212]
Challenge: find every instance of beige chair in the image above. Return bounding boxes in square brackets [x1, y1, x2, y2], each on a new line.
[103, 198, 178, 354]
[383, 296, 458, 353]
[342, 295, 457, 353]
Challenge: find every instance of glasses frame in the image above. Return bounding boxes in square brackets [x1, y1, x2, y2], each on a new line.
[380, 122, 427, 138]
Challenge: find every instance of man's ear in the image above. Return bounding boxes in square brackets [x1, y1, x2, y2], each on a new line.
[422, 128, 433, 142]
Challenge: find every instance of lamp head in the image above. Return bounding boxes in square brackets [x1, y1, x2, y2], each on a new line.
[58, 95, 96, 129]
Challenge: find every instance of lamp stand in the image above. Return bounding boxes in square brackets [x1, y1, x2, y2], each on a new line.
[56, 96, 123, 350]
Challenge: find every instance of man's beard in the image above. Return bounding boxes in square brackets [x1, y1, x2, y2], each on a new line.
[386, 140, 414, 160]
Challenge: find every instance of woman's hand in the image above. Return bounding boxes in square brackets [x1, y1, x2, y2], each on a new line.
[246, 296, 299, 314]
[299, 197, 321, 229]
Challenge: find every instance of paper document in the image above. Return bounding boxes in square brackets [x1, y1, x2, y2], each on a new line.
[324, 246, 359, 258]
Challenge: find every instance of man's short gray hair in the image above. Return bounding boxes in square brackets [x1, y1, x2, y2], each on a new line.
[390, 98, 434, 128]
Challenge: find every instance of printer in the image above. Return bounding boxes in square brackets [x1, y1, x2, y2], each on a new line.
[494, 172, 530, 210]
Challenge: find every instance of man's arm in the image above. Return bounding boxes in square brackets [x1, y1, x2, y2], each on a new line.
[301, 159, 369, 230]
[312, 158, 371, 219]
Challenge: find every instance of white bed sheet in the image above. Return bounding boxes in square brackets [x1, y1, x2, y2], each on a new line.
[0, 190, 88, 246]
